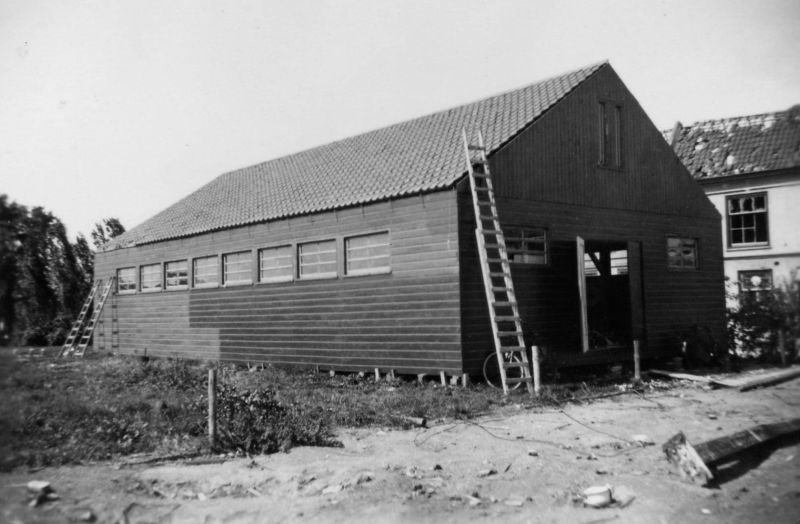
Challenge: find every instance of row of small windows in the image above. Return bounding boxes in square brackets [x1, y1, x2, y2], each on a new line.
[116, 232, 390, 294]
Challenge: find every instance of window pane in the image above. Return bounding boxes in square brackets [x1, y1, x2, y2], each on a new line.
[165, 260, 189, 289]
[223, 251, 252, 285]
[193, 256, 219, 287]
[727, 194, 768, 246]
[299, 240, 337, 278]
[667, 237, 697, 269]
[346, 232, 390, 276]
[504, 227, 547, 265]
[117, 267, 136, 293]
[140, 263, 162, 291]
[259, 245, 293, 282]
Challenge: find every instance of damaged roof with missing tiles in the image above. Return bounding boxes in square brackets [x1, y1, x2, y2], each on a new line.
[668, 105, 800, 180]
[105, 62, 606, 250]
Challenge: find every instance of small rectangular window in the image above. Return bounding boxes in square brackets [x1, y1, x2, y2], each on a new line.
[140, 263, 162, 292]
[165, 260, 189, 290]
[223, 251, 252, 286]
[298, 239, 337, 279]
[259, 245, 293, 283]
[345, 232, 390, 276]
[193, 256, 219, 288]
[739, 269, 772, 300]
[599, 101, 622, 169]
[667, 237, 698, 269]
[504, 227, 547, 265]
[117, 267, 136, 294]
[727, 193, 768, 247]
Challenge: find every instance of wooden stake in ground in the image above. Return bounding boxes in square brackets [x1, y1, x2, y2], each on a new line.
[663, 417, 800, 485]
[531, 345, 541, 396]
[633, 340, 641, 382]
[208, 369, 217, 449]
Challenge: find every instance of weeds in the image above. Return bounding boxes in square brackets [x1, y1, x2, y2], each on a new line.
[0, 351, 640, 471]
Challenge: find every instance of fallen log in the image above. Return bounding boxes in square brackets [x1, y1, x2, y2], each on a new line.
[663, 417, 800, 485]
[648, 369, 712, 383]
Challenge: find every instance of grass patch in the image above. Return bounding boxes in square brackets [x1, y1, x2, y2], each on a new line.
[0, 350, 653, 470]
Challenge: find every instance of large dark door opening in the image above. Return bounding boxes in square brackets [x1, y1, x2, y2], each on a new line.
[577, 238, 635, 352]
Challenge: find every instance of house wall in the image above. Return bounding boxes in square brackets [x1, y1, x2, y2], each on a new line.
[700, 169, 800, 289]
[459, 66, 726, 372]
[94, 190, 464, 374]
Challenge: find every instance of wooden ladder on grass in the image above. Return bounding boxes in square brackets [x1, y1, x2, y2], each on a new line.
[60, 277, 115, 357]
[462, 129, 534, 396]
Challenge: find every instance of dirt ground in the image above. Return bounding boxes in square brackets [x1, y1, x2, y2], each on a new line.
[2, 375, 799, 524]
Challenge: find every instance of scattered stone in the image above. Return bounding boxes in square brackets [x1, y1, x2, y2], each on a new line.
[477, 468, 497, 478]
[322, 484, 342, 495]
[404, 466, 421, 479]
[631, 434, 655, 446]
[26, 481, 52, 494]
[353, 472, 374, 485]
[596, 469, 609, 475]
[587, 453, 598, 461]
[467, 495, 482, 507]
[701, 508, 711, 514]
[197, 492, 207, 501]
[432, 464, 443, 471]
[611, 485, 636, 508]
[247, 487, 262, 497]
[582, 485, 612, 508]
[79, 510, 96, 522]
[527, 449, 539, 457]
[504, 497, 524, 507]
[425, 477, 444, 488]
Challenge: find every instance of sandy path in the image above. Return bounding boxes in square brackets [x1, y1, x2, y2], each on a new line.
[2, 378, 799, 523]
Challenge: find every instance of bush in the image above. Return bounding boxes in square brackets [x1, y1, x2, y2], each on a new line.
[214, 383, 339, 454]
[727, 279, 799, 361]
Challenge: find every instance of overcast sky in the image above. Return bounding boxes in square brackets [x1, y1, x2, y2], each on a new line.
[1, 0, 798, 241]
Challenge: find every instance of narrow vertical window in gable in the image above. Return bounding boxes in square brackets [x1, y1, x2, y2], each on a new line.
[599, 100, 622, 169]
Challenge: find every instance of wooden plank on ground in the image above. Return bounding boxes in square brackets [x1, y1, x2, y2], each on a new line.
[710, 366, 800, 391]
[648, 369, 713, 383]
[663, 417, 800, 485]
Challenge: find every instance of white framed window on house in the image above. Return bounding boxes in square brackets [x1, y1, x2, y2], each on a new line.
[345, 232, 390, 276]
[165, 260, 189, 290]
[140, 263, 162, 292]
[223, 251, 253, 286]
[739, 269, 773, 300]
[259, 245, 293, 283]
[667, 236, 698, 270]
[298, 239, 337, 279]
[727, 193, 768, 247]
[503, 227, 547, 264]
[193, 255, 219, 288]
[117, 267, 136, 294]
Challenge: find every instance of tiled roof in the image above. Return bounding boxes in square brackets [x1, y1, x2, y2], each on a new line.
[106, 62, 606, 249]
[668, 106, 800, 180]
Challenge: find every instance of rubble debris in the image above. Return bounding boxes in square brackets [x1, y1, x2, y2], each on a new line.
[399, 415, 427, 428]
[631, 434, 655, 446]
[27, 480, 56, 507]
[79, 510, 96, 522]
[321, 484, 342, 495]
[582, 485, 611, 508]
[663, 417, 800, 485]
[477, 468, 497, 478]
[581, 484, 636, 509]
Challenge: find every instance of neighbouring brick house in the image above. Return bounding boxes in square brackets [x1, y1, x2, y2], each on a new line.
[94, 62, 725, 376]
[668, 106, 800, 299]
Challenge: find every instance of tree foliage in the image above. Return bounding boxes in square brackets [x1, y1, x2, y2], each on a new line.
[91, 217, 125, 249]
[0, 194, 122, 346]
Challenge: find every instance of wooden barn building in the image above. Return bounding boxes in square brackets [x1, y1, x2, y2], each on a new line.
[94, 62, 725, 376]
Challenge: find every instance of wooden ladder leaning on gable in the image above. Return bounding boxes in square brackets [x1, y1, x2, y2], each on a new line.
[59, 276, 115, 357]
[462, 129, 534, 396]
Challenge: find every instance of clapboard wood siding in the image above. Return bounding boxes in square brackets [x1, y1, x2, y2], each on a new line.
[491, 65, 718, 221]
[95, 190, 463, 373]
[458, 68, 725, 372]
